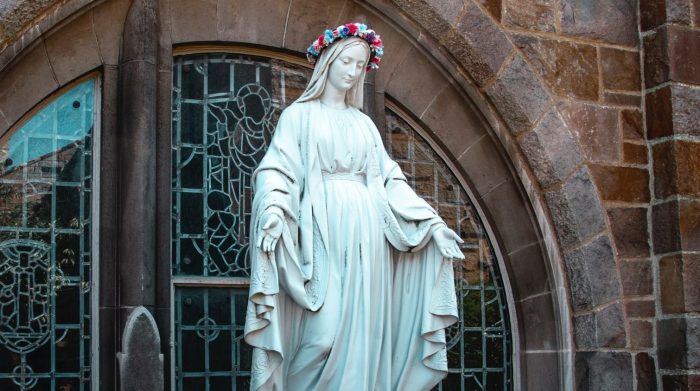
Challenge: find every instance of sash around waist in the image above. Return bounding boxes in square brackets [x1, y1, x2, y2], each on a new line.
[321, 171, 366, 184]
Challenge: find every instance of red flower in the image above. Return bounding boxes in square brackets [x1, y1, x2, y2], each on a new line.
[347, 23, 358, 35]
[373, 38, 382, 47]
[318, 35, 325, 46]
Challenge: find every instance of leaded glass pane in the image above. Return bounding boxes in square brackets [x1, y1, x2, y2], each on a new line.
[171, 53, 312, 390]
[0, 79, 95, 390]
[385, 110, 513, 391]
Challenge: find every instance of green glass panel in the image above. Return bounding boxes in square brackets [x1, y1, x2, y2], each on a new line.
[386, 111, 513, 391]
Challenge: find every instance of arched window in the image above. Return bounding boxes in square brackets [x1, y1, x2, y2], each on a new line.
[0, 78, 98, 390]
[171, 52, 512, 390]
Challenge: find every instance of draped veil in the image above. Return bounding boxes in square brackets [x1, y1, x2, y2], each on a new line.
[243, 37, 459, 391]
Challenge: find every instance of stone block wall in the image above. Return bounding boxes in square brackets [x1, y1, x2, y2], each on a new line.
[391, 0, 654, 388]
[641, 0, 700, 389]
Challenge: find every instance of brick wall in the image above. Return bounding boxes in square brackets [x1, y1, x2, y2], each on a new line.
[641, 1, 700, 389]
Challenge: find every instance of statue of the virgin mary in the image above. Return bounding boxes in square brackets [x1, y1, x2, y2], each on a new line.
[244, 23, 464, 391]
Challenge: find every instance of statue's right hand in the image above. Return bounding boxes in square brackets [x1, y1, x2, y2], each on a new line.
[257, 213, 284, 253]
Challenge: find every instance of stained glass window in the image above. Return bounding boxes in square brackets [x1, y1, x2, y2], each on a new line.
[385, 110, 513, 391]
[171, 52, 513, 391]
[0, 79, 96, 390]
[171, 53, 310, 390]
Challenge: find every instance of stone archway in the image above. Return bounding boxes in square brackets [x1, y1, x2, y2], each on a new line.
[0, 0, 645, 389]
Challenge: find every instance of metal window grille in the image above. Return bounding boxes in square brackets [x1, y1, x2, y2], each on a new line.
[171, 53, 513, 391]
[0, 79, 96, 390]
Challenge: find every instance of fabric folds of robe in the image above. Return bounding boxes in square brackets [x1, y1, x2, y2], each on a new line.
[244, 101, 458, 390]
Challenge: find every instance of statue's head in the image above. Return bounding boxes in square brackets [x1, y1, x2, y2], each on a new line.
[297, 23, 383, 109]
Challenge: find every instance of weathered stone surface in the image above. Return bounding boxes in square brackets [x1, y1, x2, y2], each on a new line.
[574, 303, 626, 348]
[680, 200, 700, 252]
[545, 167, 606, 248]
[695, 0, 700, 25]
[623, 142, 648, 165]
[564, 235, 621, 311]
[560, 0, 639, 46]
[503, 0, 556, 32]
[663, 374, 700, 390]
[644, 26, 700, 87]
[641, 0, 693, 30]
[560, 102, 620, 162]
[519, 110, 583, 189]
[660, 253, 700, 313]
[620, 259, 653, 296]
[629, 319, 653, 348]
[520, 293, 558, 350]
[625, 299, 656, 318]
[43, 12, 100, 85]
[481, 179, 541, 251]
[218, 0, 289, 46]
[621, 109, 644, 140]
[523, 352, 560, 390]
[575, 352, 633, 390]
[654, 140, 700, 199]
[486, 55, 551, 134]
[636, 353, 657, 391]
[600, 47, 640, 92]
[589, 165, 650, 203]
[647, 85, 700, 139]
[660, 254, 684, 313]
[445, 2, 513, 86]
[514, 34, 598, 100]
[422, 86, 485, 160]
[457, 135, 512, 197]
[0, 43, 59, 134]
[385, 47, 448, 116]
[653, 200, 681, 254]
[0, 0, 57, 43]
[656, 317, 700, 370]
[169, 0, 218, 43]
[118, 307, 163, 391]
[607, 207, 650, 258]
[476, 0, 502, 20]
[506, 243, 550, 300]
[394, 0, 458, 39]
[93, 0, 130, 66]
[603, 92, 642, 107]
[675, 141, 700, 198]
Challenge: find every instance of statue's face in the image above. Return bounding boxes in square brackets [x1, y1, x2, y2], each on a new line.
[326, 43, 368, 93]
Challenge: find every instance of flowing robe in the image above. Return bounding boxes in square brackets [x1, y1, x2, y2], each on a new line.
[244, 101, 458, 390]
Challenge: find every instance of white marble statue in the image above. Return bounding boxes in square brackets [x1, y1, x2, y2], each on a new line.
[244, 23, 464, 391]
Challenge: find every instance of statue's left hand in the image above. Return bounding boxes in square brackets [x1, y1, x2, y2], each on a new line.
[433, 226, 465, 260]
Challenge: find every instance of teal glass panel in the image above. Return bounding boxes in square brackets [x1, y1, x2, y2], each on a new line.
[172, 54, 312, 390]
[0, 79, 95, 390]
[385, 111, 513, 391]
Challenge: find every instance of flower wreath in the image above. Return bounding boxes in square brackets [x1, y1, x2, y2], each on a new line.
[306, 22, 384, 71]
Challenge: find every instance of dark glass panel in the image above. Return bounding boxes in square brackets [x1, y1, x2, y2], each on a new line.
[180, 289, 204, 325]
[210, 376, 232, 391]
[208, 61, 231, 95]
[179, 238, 204, 275]
[181, 62, 204, 100]
[181, 102, 204, 145]
[56, 233, 80, 277]
[209, 288, 231, 325]
[209, 330, 232, 372]
[56, 185, 81, 228]
[55, 329, 80, 372]
[180, 149, 204, 189]
[181, 331, 205, 372]
[463, 331, 483, 369]
[181, 192, 204, 234]
[55, 285, 80, 324]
